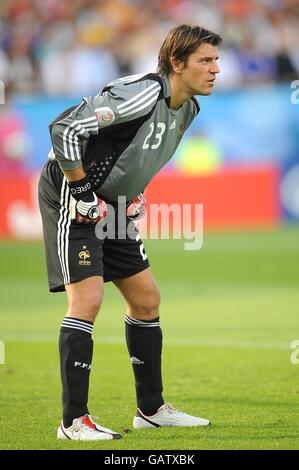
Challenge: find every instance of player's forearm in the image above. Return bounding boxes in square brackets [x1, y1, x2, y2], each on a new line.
[63, 166, 86, 182]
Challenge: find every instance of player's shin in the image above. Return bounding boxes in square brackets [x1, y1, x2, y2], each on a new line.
[59, 317, 94, 428]
[125, 315, 164, 416]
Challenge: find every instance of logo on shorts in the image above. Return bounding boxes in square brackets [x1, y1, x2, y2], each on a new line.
[78, 246, 91, 266]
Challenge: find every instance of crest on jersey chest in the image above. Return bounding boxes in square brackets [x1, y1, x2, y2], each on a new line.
[176, 122, 186, 144]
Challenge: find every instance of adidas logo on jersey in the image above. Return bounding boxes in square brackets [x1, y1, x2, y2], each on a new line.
[169, 120, 176, 130]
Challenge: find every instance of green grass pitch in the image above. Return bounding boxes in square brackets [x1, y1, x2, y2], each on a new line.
[0, 225, 299, 450]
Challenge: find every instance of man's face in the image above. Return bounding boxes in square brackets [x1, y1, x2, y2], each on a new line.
[175, 43, 220, 96]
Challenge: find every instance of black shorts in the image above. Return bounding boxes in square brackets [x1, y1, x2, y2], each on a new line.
[38, 160, 150, 292]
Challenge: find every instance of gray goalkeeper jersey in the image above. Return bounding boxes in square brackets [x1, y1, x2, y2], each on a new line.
[49, 73, 199, 201]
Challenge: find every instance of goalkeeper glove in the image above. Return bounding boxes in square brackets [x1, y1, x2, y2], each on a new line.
[126, 193, 147, 221]
[68, 176, 107, 224]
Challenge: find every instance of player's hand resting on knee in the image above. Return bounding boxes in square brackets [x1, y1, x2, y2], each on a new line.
[68, 176, 107, 224]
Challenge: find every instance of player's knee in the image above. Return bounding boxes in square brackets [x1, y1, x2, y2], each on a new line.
[67, 291, 103, 322]
[66, 276, 104, 322]
[85, 295, 102, 320]
[128, 285, 161, 320]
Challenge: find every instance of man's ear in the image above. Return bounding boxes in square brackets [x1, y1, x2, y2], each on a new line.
[170, 56, 185, 74]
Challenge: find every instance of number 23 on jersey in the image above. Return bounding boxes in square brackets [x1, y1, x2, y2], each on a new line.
[142, 123, 166, 150]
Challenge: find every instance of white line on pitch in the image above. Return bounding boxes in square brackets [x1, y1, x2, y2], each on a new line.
[0, 333, 290, 350]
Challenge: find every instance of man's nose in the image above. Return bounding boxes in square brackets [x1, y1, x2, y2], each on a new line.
[210, 62, 220, 74]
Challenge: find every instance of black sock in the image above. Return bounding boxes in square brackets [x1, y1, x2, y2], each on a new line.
[59, 317, 94, 428]
[125, 314, 164, 416]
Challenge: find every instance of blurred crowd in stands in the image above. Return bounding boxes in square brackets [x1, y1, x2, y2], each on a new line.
[0, 0, 298, 95]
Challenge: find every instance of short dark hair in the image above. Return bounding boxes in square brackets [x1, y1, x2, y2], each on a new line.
[157, 24, 222, 77]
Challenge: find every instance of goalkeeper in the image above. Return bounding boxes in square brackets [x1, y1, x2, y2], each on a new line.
[38, 24, 221, 441]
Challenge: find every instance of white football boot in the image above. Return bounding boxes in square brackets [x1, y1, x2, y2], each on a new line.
[57, 414, 122, 440]
[133, 403, 210, 428]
